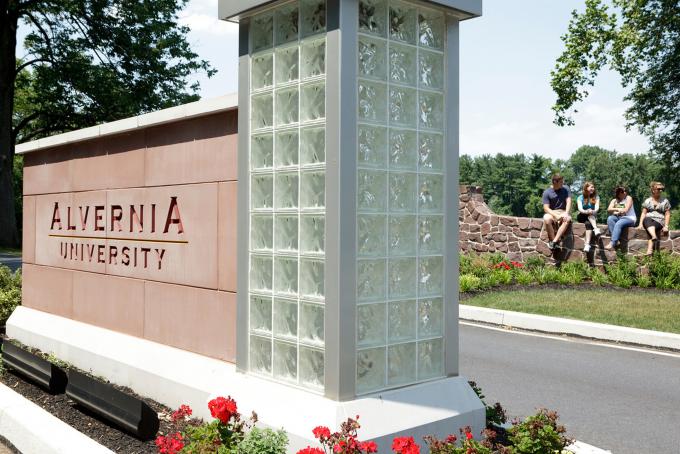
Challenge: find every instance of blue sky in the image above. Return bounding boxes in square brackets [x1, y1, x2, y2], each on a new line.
[17, 0, 650, 159]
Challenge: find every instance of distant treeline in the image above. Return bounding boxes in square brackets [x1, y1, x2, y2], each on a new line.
[460, 145, 680, 229]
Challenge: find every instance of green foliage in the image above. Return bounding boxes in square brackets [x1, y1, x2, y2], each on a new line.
[515, 270, 534, 286]
[468, 381, 507, 427]
[604, 255, 637, 289]
[557, 261, 589, 285]
[524, 256, 546, 270]
[647, 252, 680, 290]
[551, 0, 680, 183]
[0, 265, 22, 325]
[182, 420, 239, 454]
[236, 427, 288, 454]
[460, 274, 482, 293]
[508, 409, 571, 454]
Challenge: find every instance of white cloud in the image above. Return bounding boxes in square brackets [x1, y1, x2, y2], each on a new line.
[179, 0, 237, 36]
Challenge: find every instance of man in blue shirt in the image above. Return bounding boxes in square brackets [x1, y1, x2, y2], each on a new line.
[542, 174, 572, 250]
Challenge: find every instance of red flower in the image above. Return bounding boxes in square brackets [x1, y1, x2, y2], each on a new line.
[155, 432, 184, 454]
[392, 436, 420, 454]
[360, 441, 378, 453]
[466, 431, 474, 440]
[313, 426, 332, 440]
[334, 440, 347, 452]
[297, 448, 324, 454]
[171, 404, 193, 422]
[445, 434, 458, 444]
[208, 396, 238, 424]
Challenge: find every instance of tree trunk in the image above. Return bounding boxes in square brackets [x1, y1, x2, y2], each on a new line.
[0, 0, 19, 248]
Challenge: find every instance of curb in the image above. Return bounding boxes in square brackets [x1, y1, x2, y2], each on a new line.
[568, 440, 612, 454]
[0, 383, 113, 454]
[460, 305, 680, 351]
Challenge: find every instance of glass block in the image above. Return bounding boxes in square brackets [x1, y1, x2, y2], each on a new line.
[389, 172, 416, 213]
[250, 335, 272, 374]
[275, 172, 299, 209]
[418, 338, 443, 380]
[357, 170, 387, 212]
[250, 255, 273, 292]
[301, 38, 326, 78]
[418, 256, 443, 297]
[300, 126, 325, 165]
[358, 81, 387, 123]
[300, 302, 324, 345]
[251, 214, 273, 251]
[301, 0, 326, 37]
[418, 298, 443, 338]
[388, 258, 416, 299]
[275, 215, 298, 252]
[251, 134, 273, 170]
[275, 130, 299, 168]
[418, 9, 444, 50]
[275, 256, 298, 296]
[300, 171, 325, 209]
[389, 3, 416, 44]
[418, 174, 443, 213]
[388, 342, 416, 385]
[389, 43, 417, 86]
[252, 53, 273, 90]
[389, 129, 417, 170]
[275, 45, 299, 84]
[300, 258, 324, 300]
[357, 347, 386, 393]
[300, 215, 325, 254]
[274, 298, 298, 339]
[388, 300, 416, 342]
[358, 37, 387, 81]
[418, 216, 443, 254]
[251, 93, 273, 130]
[389, 87, 417, 127]
[419, 92, 444, 130]
[388, 215, 416, 256]
[357, 259, 386, 301]
[299, 346, 324, 389]
[251, 174, 273, 210]
[418, 50, 444, 91]
[359, 0, 387, 37]
[358, 126, 388, 168]
[418, 132, 443, 172]
[357, 303, 386, 347]
[275, 4, 299, 45]
[358, 215, 386, 257]
[301, 82, 325, 122]
[273, 341, 297, 382]
[251, 13, 273, 52]
[250, 295, 272, 333]
[276, 87, 299, 126]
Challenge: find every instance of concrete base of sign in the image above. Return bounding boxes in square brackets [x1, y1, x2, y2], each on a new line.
[7, 307, 485, 452]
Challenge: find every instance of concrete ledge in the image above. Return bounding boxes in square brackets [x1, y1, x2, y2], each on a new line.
[7, 307, 485, 452]
[460, 305, 680, 351]
[0, 383, 113, 454]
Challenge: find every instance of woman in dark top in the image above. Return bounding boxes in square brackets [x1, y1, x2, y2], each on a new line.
[637, 181, 672, 255]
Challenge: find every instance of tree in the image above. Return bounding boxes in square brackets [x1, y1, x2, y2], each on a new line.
[0, 0, 214, 247]
[551, 0, 680, 179]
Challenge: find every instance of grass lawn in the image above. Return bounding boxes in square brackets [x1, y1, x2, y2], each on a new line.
[0, 247, 21, 256]
[462, 288, 680, 334]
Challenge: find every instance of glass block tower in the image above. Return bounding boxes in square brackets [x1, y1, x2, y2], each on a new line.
[224, 0, 481, 403]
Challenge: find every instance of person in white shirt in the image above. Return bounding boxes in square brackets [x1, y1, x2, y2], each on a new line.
[576, 182, 602, 253]
[605, 186, 636, 250]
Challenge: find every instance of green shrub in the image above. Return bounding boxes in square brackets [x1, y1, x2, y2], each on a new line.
[460, 253, 473, 275]
[605, 255, 637, 289]
[515, 269, 534, 286]
[0, 265, 21, 325]
[508, 409, 571, 454]
[491, 268, 513, 286]
[557, 261, 588, 285]
[237, 427, 288, 454]
[524, 255, 546, 270]
[460, 274, 482, 293]
[588, 268, 609, 286]
[648, 252, 680, 290]
[637, 274, 652, 288]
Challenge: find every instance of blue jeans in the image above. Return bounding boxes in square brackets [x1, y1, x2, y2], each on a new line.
[607, 216, 635, 245]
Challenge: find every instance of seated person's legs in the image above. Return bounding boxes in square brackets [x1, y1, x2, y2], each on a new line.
[543, 213, 557, 241]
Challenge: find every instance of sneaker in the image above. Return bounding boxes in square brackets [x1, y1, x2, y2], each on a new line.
[584, 244, 591, 253]
[593, 227, 602, 237]
[548, 241, 556, 250]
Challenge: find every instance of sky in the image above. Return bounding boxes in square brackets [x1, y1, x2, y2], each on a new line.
[17, 0, 651, 160]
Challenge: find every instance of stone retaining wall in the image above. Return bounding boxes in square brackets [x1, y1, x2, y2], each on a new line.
[459, 185, 680, 265]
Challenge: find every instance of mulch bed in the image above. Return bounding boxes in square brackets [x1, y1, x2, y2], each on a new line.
[0, 342, 194, 454]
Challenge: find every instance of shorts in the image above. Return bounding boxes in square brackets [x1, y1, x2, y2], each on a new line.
[546, 209, 571, 224]
[576, 213, 595, 230]
[642, 217, 664, 234]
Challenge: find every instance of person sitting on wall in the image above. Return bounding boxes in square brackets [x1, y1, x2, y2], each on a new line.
[638, 181, 672, 255]
[576, 181, 602, 253]
[542, 173, 572, 250]
[605, 186, 636, 250]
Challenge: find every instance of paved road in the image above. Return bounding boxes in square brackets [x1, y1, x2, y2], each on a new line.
[460, 322, 680, 454]
[0, 254, 21, 272]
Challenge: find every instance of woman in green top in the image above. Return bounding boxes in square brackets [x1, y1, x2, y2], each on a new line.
[637, 181, 672, 255]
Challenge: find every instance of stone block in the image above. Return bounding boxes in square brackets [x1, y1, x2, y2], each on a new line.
[507, 252, 523, 262]
[460, 194, 470, 203]
[519, 238, 534, 249]
[536, 241, 552, 257]
[659, 240, 673, 251]
[477, 214, 489, 224]
[472, 243, 488, 252]
[515, 228, 529, 238]
[460, 223, 470, 232]
[469, 224, 480, 233]
[530, 219, 544, 230]
[669, 231, 680, 240]
[571, 223, 586, 237]
[530, 229, 541, 238]
[468, 233, 482, 243]
[459, 241, 469, 251]
[495, 242, 507, 253]
[518, 218, 531, 230]
[492, 233, 507, 242]
[481, 223, 491, 235]
[490, 215, 499, 226]
[218, 182, 238, 292]
[508, 242, 519, 252]
[499, 216, 518, 227]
